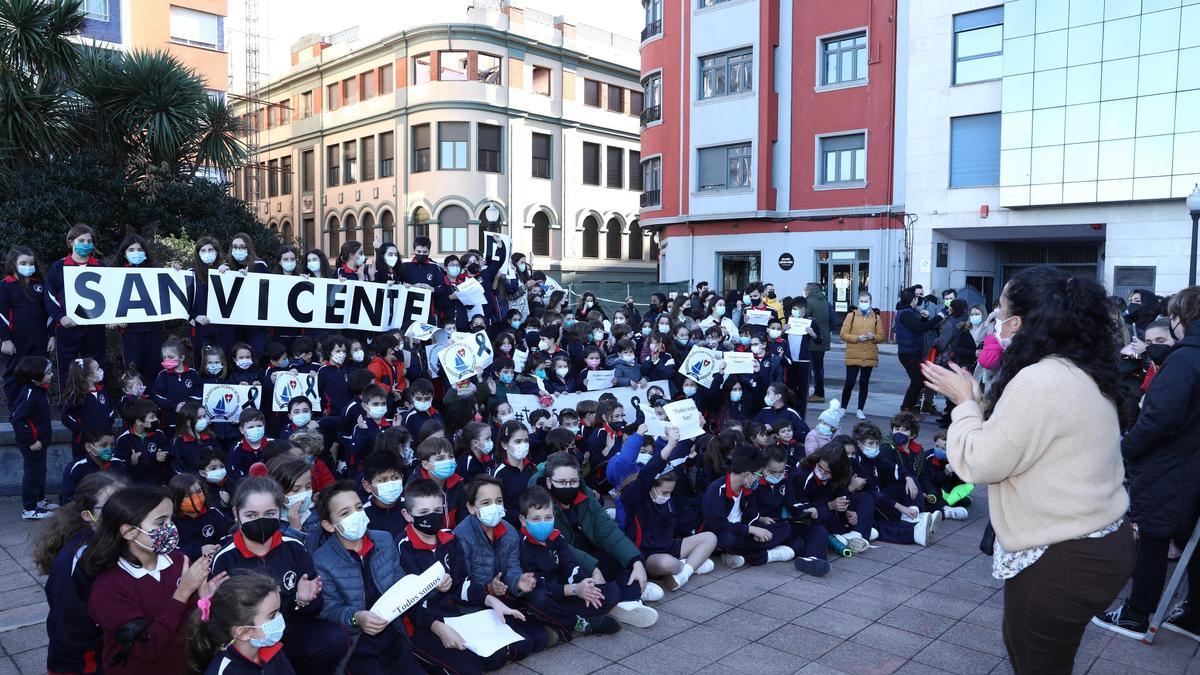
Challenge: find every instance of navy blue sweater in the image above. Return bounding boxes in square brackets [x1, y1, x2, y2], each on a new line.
[204, 643, 296, 675]
[620, 452, 676, 552]
[44, 530, 100, 672]
[62, 387, 117, 443]
[210, 530, 324, 621]
[700, 475, 761, 538]
[176, 506, 234, 559]
[0, 275, 49, 348]
[153, 368, 202, 428]
[396, 526, 485, 628]
[115, 428, 173, 484]
[11, 384, 51, 447]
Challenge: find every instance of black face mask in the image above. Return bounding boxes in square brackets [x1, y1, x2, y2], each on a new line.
[412, 511, 444, 536]
[1125, 303, 1141, 322]
[549, 484, 579, 505]
[1147, 343, 1173, 367]
[414, 254, 428, 263]
[467, 262, 481, 275]
[241, 516, 280, 544]
[767, 291, 776, 300]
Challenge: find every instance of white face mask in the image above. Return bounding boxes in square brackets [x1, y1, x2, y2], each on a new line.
[337, 509, 370, 540]
[235, 358, 253, 370]
[499, 413, 516, 424]
[331, 351, 346, 365]
[374, 479, 404, 505]
[509, 441, 530, 460]
[476, 503, 506, 528]
[555, 367, 570, 378]
[286, 489, 312, 517]
[384, 253, 399, 266]
[351, 349, 365, 362]
[199, 250, 217, 265]
[650, 489, 670, 505]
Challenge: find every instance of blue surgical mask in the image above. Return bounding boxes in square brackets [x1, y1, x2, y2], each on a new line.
[281, 259, 297, 273]
[249, 613, 286, 648]
[499, 372, 515, 384]
[125, 250, 146, 265]
[934, 447, 948, 461]
[73, 241, 94, 257]
[16, 264, 35, 277]
[682, 385, 697, 397]
[534, 368, 547, 380]
[526, 519, 554, 542]
[745, 477, 760, 491]
[765, 473, 785, 485]
[291, 412, 311, 427]
[565, 317, 577, 328]
[447, 265, 461, 277]
[431, 458, 456, 479]
[337, 509, 369, 541]
[858, 302, 872, 313]
[969, 315, 983, 326]
[231, 249, 248, 262]
[306, 259, 322, 273]
[861, 444, 880, 459]
[375, 479, 404, 505]
[244, 426, 265, 443]
[739, 336, 751, 346]
[511, 320, 522, 330]
[206, 362, 222, 375]
[199, 250, 218, 265]
[641, 327, 652, 337]
[676, 337, 690, 347]
[477, 503, 505, 528]
[730, 390, 743, 402]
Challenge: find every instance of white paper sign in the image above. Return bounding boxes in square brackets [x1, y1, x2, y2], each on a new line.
[512, 348, 529, 373]
[586, 370, 615, 391]
[484, 231, 514, 278]
[444, 609, 525, 657]
[640, 404, 666, 439]
[202, 383, 262, 423]
[678, 346, 719, 388]
[271, 372, 321, 412]
[369, 562, 445, 624]
[787, 317, 813, 335]
[405, 321, 438, 341]
[506, 380, 669, 427]
[745, 309, 772, 326]
[663, 398, 704, 440]
[454, 277, 487, 307]
[722, 351, 755, 375]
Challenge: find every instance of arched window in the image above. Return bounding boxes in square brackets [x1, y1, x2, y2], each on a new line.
[628, 219, 643, 260]
[606, 218, 622, 259]
[361, 212, 376, 254]
[438, 205, 469, 252]
[327, 215, 341, 251]
[344, 214, 358, 246]
[649, 232, 659, 260]
[581, 216, 599, 258]
[282, 220, 294, 243]
[412, 207, 430, 240]
[380, 210, 396, 246]
[532, 211, 550, 256]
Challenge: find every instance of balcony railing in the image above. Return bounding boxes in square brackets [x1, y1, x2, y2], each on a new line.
[641, 20, 662, 41]
[640, 105, 661, 126]
[640, 189, 661, 208]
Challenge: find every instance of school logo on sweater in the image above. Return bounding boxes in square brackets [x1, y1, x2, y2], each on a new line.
[282, 570, 297, 590]
[202, 524, 215, 538]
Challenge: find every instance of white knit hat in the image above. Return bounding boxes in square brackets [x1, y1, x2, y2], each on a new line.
[818, 399, 844, 427]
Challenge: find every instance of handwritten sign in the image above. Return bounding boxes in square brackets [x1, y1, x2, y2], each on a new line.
[663, 398, 704, 440]
[722, 351, 755, 375]
[585, 370, 615, 391]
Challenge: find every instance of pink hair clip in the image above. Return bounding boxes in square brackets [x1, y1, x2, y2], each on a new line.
[197, 594, 213, 622]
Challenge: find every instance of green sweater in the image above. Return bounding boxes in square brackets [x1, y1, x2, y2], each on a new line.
[528, 467, 642, 574]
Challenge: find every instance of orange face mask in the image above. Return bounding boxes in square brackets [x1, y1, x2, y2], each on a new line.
[181, 492, 206, 515]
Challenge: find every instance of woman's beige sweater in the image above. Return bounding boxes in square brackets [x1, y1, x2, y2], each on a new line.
[947, 356, 1128, 551]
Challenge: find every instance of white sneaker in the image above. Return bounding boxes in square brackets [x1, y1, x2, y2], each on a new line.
[913, 513, 931, 546]
[21, 508, 51, 520]
[869, 528, 879, 541]
[767, 545, 795, 563]
[695, 559, 715, 575]
[641, 582, 664, 602]
[855, 409, 867, 420]
[36, 500, 59, 511]
[930, 510, 943, 537]
[722, 553, 746, 568]
[612, 600, 659, 628]
[839, 533, 869, 554]
[942, 505, 969, 521]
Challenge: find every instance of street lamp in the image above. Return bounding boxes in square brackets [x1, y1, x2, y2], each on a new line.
[1188, 184, 1200, 286]
[484, 205, 500, 226]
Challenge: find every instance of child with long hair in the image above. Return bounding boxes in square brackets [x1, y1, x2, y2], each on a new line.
[11, 356, 56, 518]
[226, 233, 271, 357]
[154, 337, 202, 433]
[110, 234, 166, 386]
[0, 245, 52, 407]
[171, 402, 219, 473]
[184, 572, 293, 674]
[170, 473, 232, 560]
[190, 237, 235, 360]
[44, 224, 107, 386]
[36, 472, 128, 674]
[61, 357, 116, 459]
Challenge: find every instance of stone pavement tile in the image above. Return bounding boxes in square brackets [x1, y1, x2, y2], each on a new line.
[8, 647, 42, 675]
[734, 564, 796, 591]
[741, 592, 816, 621]
[960, 603, 1005, 629]
[716, 642, 805, 674]
[850, 578, 921, 604]
[0, 658, 15, 675]
[794, 663, 849, 675]
[571, 626, 657, 662]
[775, 578, 844, 605]
[910, 545, 978, 565]
[0, 573, 37, 594]
[791, 607, 873, 639]
[0, 589, 45, 614]
[703, 606, 787, 641]
[619, 642, 714, 674]
[516, 643, 611, 675]
[948, 564, 1004, 589]
[1082, 659, 1128, 675]
[1098, 634, 1198, 674]
[901, 589, 979, 619]
[863, 545, 913, 564]
[657, 592, 735, 624]
[690, 575, 765, 604]
[912, 640, 1001, 675]
[823, 591, 900, 622]
[0, 561, 25, 581]
[881, 566, 942, 590]
[0, 626, 45, 657]
[756, 624, 844, 660]
[938, 621, 1008, 658]
[896, 553, 962, 576]
[664, 623, 749, 661]
[816, 641, 908, 675]
[492, 664, 535, 675]
[0, 603, 47, 634]
[876, 605, 956, 638]
[830, 555, 891, 578]
[807, 570, 872, 592]
[982, 589, 1005, 608]
[849, 624, 933, 659]
[1075, 624, 1114, 659]
[989, 660, 1014, 674]
[894, 662, 954, 675]
[589, 665, 640, 675]
[629, 608, 695, 641]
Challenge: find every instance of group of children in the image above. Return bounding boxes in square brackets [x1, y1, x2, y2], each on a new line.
[7, 226, 978, 674]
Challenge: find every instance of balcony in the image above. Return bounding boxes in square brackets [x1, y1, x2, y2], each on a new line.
[640, 105, 661, 127]
[641, 20, 661, 42]
[640, 189, 661, 208]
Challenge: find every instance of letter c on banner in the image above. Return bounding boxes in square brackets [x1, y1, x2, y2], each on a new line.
[288, 280, 314, 322]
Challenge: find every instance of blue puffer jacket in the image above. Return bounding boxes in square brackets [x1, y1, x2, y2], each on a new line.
[312, 529, 405, 630]
[894, 306, 940, 356]
[453, 515, 525, 600]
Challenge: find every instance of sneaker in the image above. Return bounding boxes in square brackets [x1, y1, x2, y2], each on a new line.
[1091, 603, 1148, 639]
[36, 500, 59, 511]
[695, 559, 715, 575]
[808, 395, 825, 403]
[722, 553, 746, 569]
[794, 557, 832, 577]
[641, 582, 664, 602]
[612, 600, 659, 628]
[578, 615, 622, 635]
[1165, 604, 1200, 642]
[913, 513, 932, 546]
[855, 409, 867, 420]
[21, 508, 51, 520]
[840, 533, 869, 554]
[942, 506, 969, 521]
[767, 545, 795, 563]
[869, 528, 879, 541]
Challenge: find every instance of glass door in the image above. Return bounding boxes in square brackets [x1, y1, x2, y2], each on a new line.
[718, 252, 761, 292]
[816, 249, 871, 336]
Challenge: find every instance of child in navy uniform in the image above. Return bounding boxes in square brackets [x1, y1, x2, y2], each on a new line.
[0, 246, 51, 408]
[757, 446, 831, 576]
[360, 451, 407, 539]
[701, 444, 795, 568]
[170, 473, 232, 559]
[491, 420, 537, 525]
[227, 409, 272, 476]
[153, 337, 202, 433]
[456, 421, 495, 481]
[401, 378, 442, 439]
[171, 402, 219, 473]
[61, 429, 129, 503]
[185, 572, 296, 675]
[346, 385, 393, 470]
[61, 357, 116, 458]
[198, 447, 238, 511]
[10, 356, 55, 518]
[410, 438, 467, 528]
[115, 398, 172, 485]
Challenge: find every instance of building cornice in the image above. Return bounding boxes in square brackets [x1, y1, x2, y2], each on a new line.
[639, 204, 905, 228]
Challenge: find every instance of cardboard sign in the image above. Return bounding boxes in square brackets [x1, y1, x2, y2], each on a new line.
[679, 346, 719, 388]
[454, 277, 487, 307]
[405, 321, 438, 341]
[506, 380, 669, 427]
[663, 398, 704, 440]
[722, 351, 755, 375]
[271, 372, 321, 412]
[640, 404, 666, 438]
[585, 370, 615, 391]
[202, 383, 262, 424]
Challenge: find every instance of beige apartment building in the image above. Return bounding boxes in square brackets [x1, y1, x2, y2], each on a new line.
[231, 1, 656, 282]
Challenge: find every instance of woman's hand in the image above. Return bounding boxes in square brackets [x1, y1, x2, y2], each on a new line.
[921, 361, 981, 406]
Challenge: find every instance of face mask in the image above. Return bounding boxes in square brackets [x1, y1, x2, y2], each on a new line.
[94, 445, 114, 462]
[713, 305, 726, 318]
[752, 345, 765, 356]
[206, 363, 222, 375]
[125, 250, 146, 265]
[499, 412, 516, 424]
[742, 294, 751, 306]
[414, 399, 432, 412]
[375, 479, 404, 505]
[135, 521, 180, 555]
[641, 327, 652, 337]
[1147, 343, 1173, 366]
[231, 249, 248, 262]
[730, 390, 743, 402]
[550, 484, 579, 504]
[675, 337, 691, 347]
[534, 368, 547, 380]
[933, 447, 948, 461]
[614, 317, 626, 326]
[277, 357, 290, 368]
[94, 368, 105, 382]
[591, 331, 604, 342]
[194, 416, 210, 432]
[278, 258, 297, 273]
[792, 309, 802, 318]
[944, 298, 954, 308]
[16, 263, 35, 277]
[287, 489, 313, 516]
[658, 324, 670, 334]
[858, 302, 872, 313]
[248, 613, 287, 649]
[291, 412, 311, 427]
[586, 358, 601, 369]
[351, 349, 365, 362]
[518, 262, 528, 273]
[998, 335, 1013, 350]
[969, 314, 983, 326]
[745, 476, 760, 491]
[682, 385, 697, 397]
[414, 253, 429, 263]
[203, 467, 227, 484]
[509, 441, 530, 460]
[510, 320, 522, 330]
[813, 466, 831, 482]
[763, 394, 776, 408]
[431, 458, 456, 479]
[555, 366, 570, 378]
[892, 432, 910, 446]
[244, 426, 265, 444]
[620, 353, 635, 363]
[650, 489, 670, 505]
[306, 259, 322, 273]
[368, 405, 388, 420]
[636, 452, 653, 465]
[767, 291, 777, 299]
[525, 519, 555, 541]
[356, 253, 367, 266]
[234, 358, 253, 370]
[499, 372, 515, 384]
[412, 511, 443, 535]
[765, 473, 785, 485]
[818, 423, 834, 436]
[385, 253, 399, 266]
[447, 265, 461, 277]
[767, 329, 782, 339]
[337, 509, 370, 541]
[860, 445, 880, 459]
[73, 241, 94, 257]
[739, 336, 751, 346]
[162, 357, 180, 370]
[241, 516, 280, 544]
[565, 317, 577, 328]
[476, 503, 505, 527]
[564, 425, 580, 435]
[199, 250, 218, 265]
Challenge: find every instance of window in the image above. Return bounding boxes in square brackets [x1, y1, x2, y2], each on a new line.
[438, 122, 469, 170]
[700, 0, 732, 6]
[629, 91, 644, 116]
[641, 73, 662, 125]
[629, 150, 642, 190]
[606, 147, 624, 189]
[641, 157, 661, 207]
[477, 54, 502, 84]
[302, 150, 314, 192]
[326, 144, 340, 186]
[819, 133, 866, 186]
[380, 64, 394, 94]
[280, 156, 292, 195]
[242, 165, 253, 200]
[700, 48, 752, 99]
[438, 205, 469, 252]
[301, 91, 313, 118]
[1113, 267, 1156, 304]
[361, 213, 376, 254]
[698, 143, 752, 191]
[532, 211, 551, 256]
[170, 7, 220, 49]
[954, 7, 1003, 85]
[380, 211, 395, 244]
[584, 79, 601, 107]
[278, 100, 291, 124]
[532, 66, 551, 96]
[949, 113, 1000, 188]
[268, 159, 279, 197]
[582, 142, 601, 185]
[327, 216, 340, 251]
[607, 85, 624, 113]
[84, 0, 109, 21]
[532, 133, 551, 179]
[379, 132, 395, 177]
[478, 124, 502, 173]
[821, 32, 867, 86]
[581, 217, 599, 258]
[642, 0, 662, 41]
[361, 136, 375, 181]
[326, 83, 339, 110]
[343, 141, 357, 183]
[628, 222, 643, 259]
[412, 207, 430, 241]
[440, 51, 468, 81]
[414, 53, 431, 85]
[412, 124, 431, 172]
[361, 70, 376, 99]
[606, 219, 622, 259]
[342, 77, 357, 105]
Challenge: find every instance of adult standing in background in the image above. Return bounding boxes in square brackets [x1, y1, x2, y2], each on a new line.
[838, 291, 883, 420]
[894, 287, 941, 414]
[805, 282, 831, 403]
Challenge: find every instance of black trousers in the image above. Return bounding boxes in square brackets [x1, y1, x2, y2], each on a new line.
[898, 352, 924, 410]
[841, 366, 873, 410]
[788, 362, 811, 418]
[1002, 522, 1134, 674]
[1126, 532, 1200, 617]
[810, 351, 826, 396]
